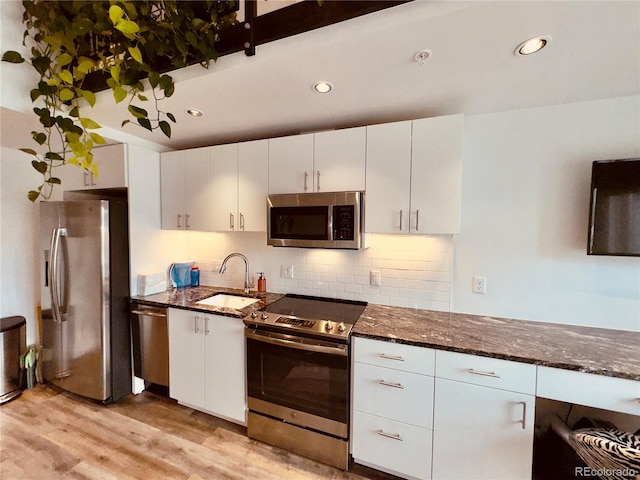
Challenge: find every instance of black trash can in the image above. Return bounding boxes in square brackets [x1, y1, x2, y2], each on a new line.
[0, 316, 26, 404]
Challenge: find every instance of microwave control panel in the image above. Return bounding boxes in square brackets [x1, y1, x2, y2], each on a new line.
[333, 205, 355, 241]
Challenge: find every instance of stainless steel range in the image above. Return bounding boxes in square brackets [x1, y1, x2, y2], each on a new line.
[244, 294, 366, 470]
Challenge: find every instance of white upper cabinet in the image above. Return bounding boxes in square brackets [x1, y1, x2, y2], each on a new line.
[160, 147, 211, 231]
[268, 127, 366, 194]
[237, 139, 269, 231]
[411, 115, 463, 234]
[313, 127, 366, 192]
[268, 133, 314, 194]
[365, 115, 463, 235]
[210, 140, 269, 232]
[57, 143, 127, 195]
[365, 121, 412, 233]
[210, 143, 239, 231]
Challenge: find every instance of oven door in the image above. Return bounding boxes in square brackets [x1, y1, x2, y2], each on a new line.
[246, 329, 349, 438]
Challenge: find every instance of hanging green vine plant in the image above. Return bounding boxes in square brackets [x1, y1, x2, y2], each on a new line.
[2, 0, 237, 201]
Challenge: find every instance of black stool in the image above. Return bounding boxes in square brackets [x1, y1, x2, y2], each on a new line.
[0, 316, 26, 404]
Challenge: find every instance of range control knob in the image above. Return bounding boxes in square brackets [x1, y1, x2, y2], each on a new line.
[337, 322, 346, 332]
[260, 312, 269, 321]
[325, 321, 334, 332]
[250, 312, 258, 319]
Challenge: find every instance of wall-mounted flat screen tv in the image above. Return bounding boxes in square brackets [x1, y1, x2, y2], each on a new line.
[588, 158, 640, 256]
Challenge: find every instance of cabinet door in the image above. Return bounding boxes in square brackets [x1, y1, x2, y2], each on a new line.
[238, 139, 269, 232]
[432, 378, 534, 480]
[210, 144, 238, 231]
[365, 121, 412, 233]
[268, 133, 314, 194]
[90, 143, 127, 188]
[410, 114, 463, 234]
[167, 308, 205, 408]
[183, 147, 211, 231]
[160, 151, 185, 230]
[313, 127, 366, 192]
[203, 315, 247, 425]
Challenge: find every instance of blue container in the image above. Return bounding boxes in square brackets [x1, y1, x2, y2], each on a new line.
[169, 262, 194, 287]
[190, 266, 200, 287]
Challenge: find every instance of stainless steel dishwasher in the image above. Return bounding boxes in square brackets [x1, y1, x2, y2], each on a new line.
[130, 303, 169, 389]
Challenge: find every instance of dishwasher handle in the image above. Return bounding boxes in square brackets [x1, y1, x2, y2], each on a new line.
[130, 309, 167, 318]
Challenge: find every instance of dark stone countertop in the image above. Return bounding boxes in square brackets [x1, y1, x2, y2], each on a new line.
[353, 304, 640, 381]
[131, 285, 284, 319]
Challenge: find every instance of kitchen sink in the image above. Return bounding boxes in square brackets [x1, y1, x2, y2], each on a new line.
[195, 294, 259, 309]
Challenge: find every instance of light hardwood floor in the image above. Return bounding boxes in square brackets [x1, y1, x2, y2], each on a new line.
[0, 385, 398, 480]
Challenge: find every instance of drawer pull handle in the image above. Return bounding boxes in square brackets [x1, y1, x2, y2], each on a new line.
[468, 368, 500, 378]
[378, 353, 405, 361]
[378, 380, 404, 389]
[377, 430, 403, 441]
[519, 401, 527, 430]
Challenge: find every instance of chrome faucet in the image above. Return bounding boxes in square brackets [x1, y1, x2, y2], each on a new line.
[219, 253, 254, 294]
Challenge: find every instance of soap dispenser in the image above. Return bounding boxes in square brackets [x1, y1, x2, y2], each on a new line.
[257, 272, 266, 293]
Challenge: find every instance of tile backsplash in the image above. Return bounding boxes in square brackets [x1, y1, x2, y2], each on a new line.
[187, 232, 453, 311]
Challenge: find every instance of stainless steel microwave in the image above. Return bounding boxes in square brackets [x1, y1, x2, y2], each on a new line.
[267, 191, 365, 249]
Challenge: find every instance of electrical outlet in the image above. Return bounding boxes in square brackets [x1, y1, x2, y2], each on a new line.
[280, 265, 294, 279]
[472, 275, 487, 294]
[370, 270, 381, 286]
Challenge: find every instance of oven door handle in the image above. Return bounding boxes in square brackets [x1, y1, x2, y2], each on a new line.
[245, 329, 348, 357]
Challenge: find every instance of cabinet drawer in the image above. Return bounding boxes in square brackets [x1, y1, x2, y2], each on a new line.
[353, 362, 434, 428]
[352, 410, 432, 480]
[435, 350, 536, 395]
[537, 366, 640, 416]
[353, 337, 435, 376]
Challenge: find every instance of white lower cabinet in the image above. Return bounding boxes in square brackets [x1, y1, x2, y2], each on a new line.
[352, 337, 435, 480]
[431, 351, 536, 480]
[167, 308, 246, 425]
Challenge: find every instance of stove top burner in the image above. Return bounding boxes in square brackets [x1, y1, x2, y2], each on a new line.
[244, 294, 367, 341]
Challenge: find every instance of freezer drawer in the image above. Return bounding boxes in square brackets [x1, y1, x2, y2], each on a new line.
[131, 304, 169, 387]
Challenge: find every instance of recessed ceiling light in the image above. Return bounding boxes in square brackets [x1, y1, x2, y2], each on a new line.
[186, 108, 203, 117]
[414, 49, 432, 65]
[515, 36, 552, 56]
[313, 82, 333, 94]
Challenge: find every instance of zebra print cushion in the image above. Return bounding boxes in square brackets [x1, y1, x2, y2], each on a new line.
[568, 428, 640, 480]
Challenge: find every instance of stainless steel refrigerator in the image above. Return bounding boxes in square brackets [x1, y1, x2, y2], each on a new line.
[40, 196, 131, 403]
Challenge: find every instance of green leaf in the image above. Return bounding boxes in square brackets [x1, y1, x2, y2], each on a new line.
[44, 152, 63, 161]
[137, 117, 152, 131]
[20, 148, 38, 157]
[159, 121, 171, 138]
[163, 82, 175, 98]
[2, 51, 25, 63]
[59, 88, 74, 101]
[32, 132, 47, 145]
[89, 132, 107, 144]
[76, 59, 95, 74]
[137, 94, 148, 101]
[167, 112, 176, 123]
[59, 70, 73, 84]
[79, 118, 101, 129]
[113, 86, 127, 103]
[109, 5, 124, 25]
[159, 75, 172, 90]
[185, 31, 198, 47]
[56, 52, 73, 67]
[47, 177, 61, 185]
[27, 191, 40, 203]
[115, 20, 140, 35]
[128, 105, 147, 119]
[81, 90, 96, 107]
[148, 71, 159, 88]
[32, 56, 50, 76]
[31, 160, 48, 174]
[65, 132, 80, 144]
[67, 157, 79, 166]
[128, 46, 143, 64]
[68, 107, 79, 118]
[121, 119, 131, 128]
[110, 65, 121, 84]
[30, 89, 41, 102]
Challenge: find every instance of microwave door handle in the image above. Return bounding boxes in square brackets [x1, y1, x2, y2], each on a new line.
[328, 206, 333, 241]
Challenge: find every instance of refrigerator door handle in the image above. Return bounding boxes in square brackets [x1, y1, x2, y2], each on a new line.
[48, 227, 67, 323]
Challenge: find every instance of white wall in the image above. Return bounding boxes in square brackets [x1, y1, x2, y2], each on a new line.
[0, 147, 41, 345]
[127, 145, 186, 296]
[453, 96, 640, 331]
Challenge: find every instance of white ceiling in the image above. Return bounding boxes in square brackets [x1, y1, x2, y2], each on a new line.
[1, 1, 639, 152]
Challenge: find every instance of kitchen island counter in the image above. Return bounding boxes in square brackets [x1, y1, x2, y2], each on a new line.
[353, 304, 640, 381]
